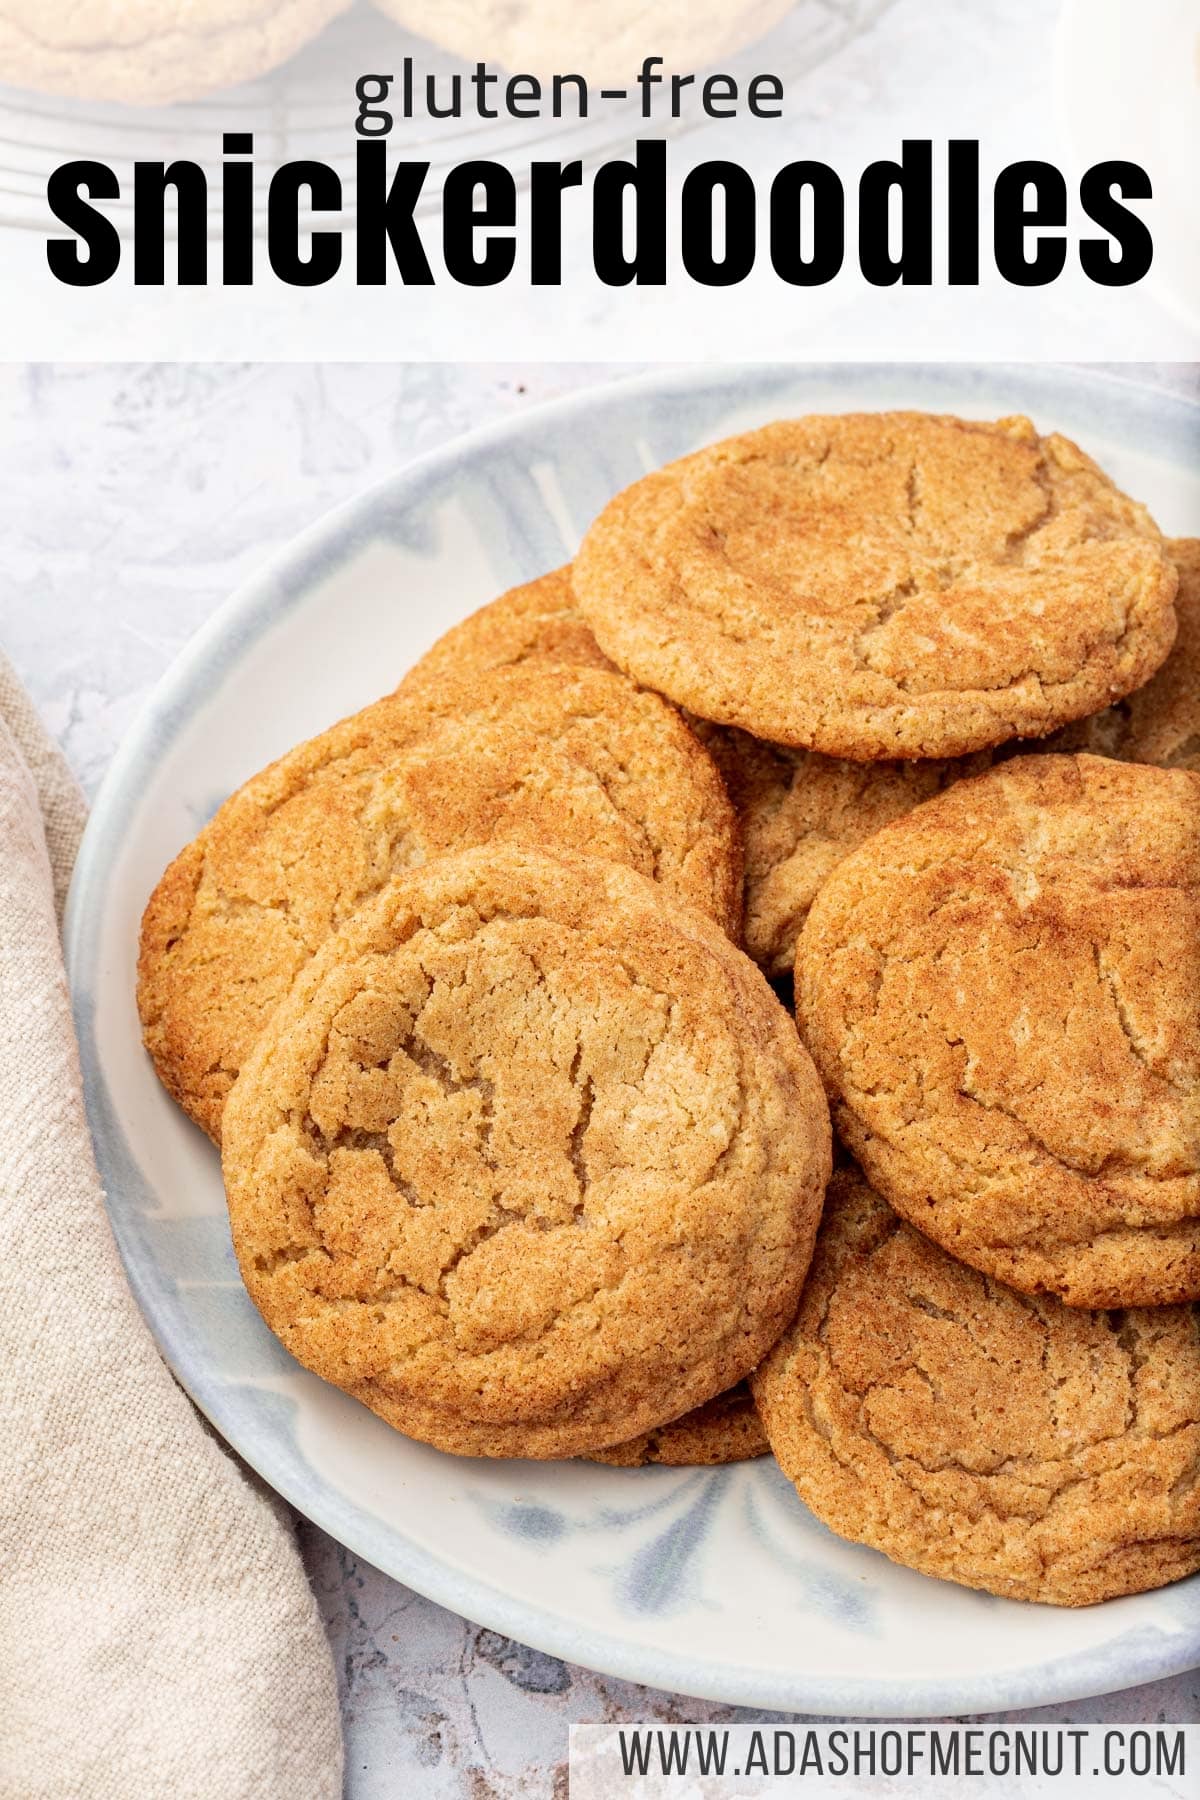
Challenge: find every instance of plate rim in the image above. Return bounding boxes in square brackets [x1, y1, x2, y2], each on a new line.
[65, 360, 1200, 1716]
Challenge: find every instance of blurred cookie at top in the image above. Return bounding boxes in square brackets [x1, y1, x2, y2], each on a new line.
[0, 0, 349, 103]
[369, 0, 793, 85]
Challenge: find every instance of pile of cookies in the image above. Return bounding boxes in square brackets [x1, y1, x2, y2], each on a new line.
[138, 409, 1200, 1607]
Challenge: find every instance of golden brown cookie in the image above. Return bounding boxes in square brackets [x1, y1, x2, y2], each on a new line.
[704, 727, 992, 978]
[398, 567, 615, 698]
[795, 754, 1200, 1309]
[138, 663, 741, 1141]
[573, 413, 1178, 761]
[1047, 538, 1200, 768]
[221, 846, 832, 1460]
[724, 539, 1200, 978]
[587, 1383, 768, 1467]
[753, 1166, 1200, 1606]
[725, 537, 1200, 978]
[0, 0, 348, 104]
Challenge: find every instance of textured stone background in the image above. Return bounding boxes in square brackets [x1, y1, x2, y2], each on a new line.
[4, 360, 1196, 1797]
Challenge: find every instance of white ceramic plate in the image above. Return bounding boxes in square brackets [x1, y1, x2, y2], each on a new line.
[66, 364, 1200, 1716]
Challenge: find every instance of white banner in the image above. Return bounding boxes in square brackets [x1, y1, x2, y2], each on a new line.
[569, 1723, 1197, 1798]
[0, 0, 1195, 360]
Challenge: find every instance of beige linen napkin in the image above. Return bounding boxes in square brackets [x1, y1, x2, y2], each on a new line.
[0, 655, 343, 1800]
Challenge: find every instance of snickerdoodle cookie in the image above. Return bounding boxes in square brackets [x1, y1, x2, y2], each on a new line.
[722, 538, 1200, 976]
[704, 728, 992, 978]
[400, 580, 815, 996]
[221, 846, 832, 1459]
[402, 572, 984, 981]
[795, 754, 1200, 1309]
[573, 413, 1178, 760]
[1048, 539, 1200, 769]
[753, 1166, 1200, 1605]
[138, 663, 740, 1140]
[588, 1383, 767, 1467]
[0, 0, 347, 104]
[398, 567, 615, 697]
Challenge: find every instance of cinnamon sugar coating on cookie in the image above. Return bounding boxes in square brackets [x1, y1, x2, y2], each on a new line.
[796, 754, 1200, 1308]
[573, 412, 1178, 760]
[587, 1382, 767, 1466]
[753, 1168, 1200, 1605]
[220, 848, 831, 1459]
[138, 663, 741, 1140]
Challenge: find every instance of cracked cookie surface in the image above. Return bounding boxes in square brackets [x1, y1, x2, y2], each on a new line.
[752, 1166, 1200, 1605]
[0, 0, 347, 103]
[795, 754, 1200, 1308]
[572, 412, 1178, 760]
[138, 662, 741, 1141]
[717, 538, 1200, 977]
[397, 571, 800, 1462]
[220, 846, 831, 1459]
[587, 1382, 767, 1466]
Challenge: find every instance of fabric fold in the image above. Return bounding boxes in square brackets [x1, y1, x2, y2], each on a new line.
[0, 654, 342, 1800]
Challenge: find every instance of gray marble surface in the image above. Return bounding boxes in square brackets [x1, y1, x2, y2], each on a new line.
[3, 361, 1196, 1798]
